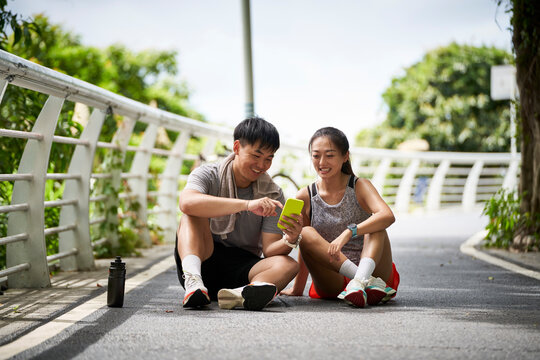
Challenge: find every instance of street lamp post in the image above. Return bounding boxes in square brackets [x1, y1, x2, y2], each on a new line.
[241, 0, 255, 118]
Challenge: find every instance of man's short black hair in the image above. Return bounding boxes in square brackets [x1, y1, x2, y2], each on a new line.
[233, 117, 280, 152]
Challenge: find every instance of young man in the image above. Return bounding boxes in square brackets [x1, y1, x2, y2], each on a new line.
[175, 117, 302, 310]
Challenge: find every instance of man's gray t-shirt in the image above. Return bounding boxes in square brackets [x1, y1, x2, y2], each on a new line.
[184, 162, 285, 256]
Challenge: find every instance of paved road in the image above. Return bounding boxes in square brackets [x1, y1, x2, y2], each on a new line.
[9, 210, 540, 359]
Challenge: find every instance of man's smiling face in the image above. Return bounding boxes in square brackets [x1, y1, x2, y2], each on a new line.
[232, 140, 275, 188]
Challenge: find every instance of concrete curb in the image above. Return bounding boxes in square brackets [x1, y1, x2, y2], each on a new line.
[460, 230, 540, 281]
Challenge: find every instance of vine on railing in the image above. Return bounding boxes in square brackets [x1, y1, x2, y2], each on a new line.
[90, 141, 165, 259]
[0, 87, 81, 270]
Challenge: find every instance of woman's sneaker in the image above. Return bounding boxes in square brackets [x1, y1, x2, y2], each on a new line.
[381, 286, 397, 303]
[218, 282, 277, 311]
[365, 276, 391, 305]
[343, 278, 368, 308]
[182, 272, 210, 308]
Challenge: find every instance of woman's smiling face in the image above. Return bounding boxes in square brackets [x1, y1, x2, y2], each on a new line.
[310, 136, 349, 178]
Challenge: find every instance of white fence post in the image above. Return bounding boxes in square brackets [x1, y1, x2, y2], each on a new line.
[59, 108, 106, 271]
[101, 116, 136, 249]
[350, 155, 363, 176]
[462, 160, 484, 211]
[128, 122, 158, 247]
[157, 131, 191, 242]
[200, 136, 217, 162]
[395, 159, 420, 213]
[7, 96, 64, 288]
[371, 158, 391, 195]
[426, 160, 451, 211]
[0, 79, 7, 101]
[502, 158, 519, 190]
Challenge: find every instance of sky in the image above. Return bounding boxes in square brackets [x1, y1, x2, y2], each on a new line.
[10, 0, 512, 144]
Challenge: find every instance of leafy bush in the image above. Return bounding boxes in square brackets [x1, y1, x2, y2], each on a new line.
[482, 188, 539, 250]
[482, 189, 521, 248]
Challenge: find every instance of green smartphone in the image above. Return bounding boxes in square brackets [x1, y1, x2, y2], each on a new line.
[277, 198, 304, 230]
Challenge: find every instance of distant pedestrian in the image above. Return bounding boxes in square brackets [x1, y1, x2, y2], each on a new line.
[175, 117, 301, 310]
[281, 127, 399, 307]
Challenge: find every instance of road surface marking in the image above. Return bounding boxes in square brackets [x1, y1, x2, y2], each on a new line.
[0, 256, 175, 359]
[460, 231, 540, 281]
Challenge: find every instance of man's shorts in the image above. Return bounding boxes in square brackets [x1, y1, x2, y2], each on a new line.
[308, 262, 400, 300]
[174, 235, 262, 300]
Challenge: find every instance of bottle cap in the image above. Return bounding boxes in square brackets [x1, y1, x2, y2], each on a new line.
[110, 256, 126, 270]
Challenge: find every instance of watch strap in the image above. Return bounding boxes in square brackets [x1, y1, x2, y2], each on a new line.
[347, 224, 357, 238]
[283, 233, 302, 249]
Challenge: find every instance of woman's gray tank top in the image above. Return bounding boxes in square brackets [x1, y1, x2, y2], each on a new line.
[309, 176, 371, 264]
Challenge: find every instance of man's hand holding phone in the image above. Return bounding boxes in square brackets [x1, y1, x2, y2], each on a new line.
[278, 199, 304, 245]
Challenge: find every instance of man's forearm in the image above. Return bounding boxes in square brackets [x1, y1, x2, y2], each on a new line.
[263, 239, 293, 257]
[179, 192, 248, 218]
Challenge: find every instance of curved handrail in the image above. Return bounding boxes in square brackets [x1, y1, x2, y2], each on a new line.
[0, 50, 520, 288]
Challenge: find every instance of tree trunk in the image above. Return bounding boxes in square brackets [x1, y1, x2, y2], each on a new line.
[512, 0, 540, 246]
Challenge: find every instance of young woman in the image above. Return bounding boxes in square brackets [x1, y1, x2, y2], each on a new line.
[281, 127, 399, 307]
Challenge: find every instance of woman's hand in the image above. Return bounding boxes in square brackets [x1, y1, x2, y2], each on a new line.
[280, 287, 304, 296]
[328, 231, 350, 262]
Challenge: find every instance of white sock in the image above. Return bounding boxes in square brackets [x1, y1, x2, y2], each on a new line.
[354, 257, 376, 281]
[182, 254, 202, 276]
[339, 259, 358, 279]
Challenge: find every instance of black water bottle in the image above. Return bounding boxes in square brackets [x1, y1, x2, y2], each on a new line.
[107, 256, 126, 307]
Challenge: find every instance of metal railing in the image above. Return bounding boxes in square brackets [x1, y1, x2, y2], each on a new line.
[345, 148, 519, 213]
[0, 50, 520, 288]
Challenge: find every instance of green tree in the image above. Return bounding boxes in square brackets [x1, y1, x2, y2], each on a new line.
[0, 0, 40, 50]
[503, 0, 540, 247]
[356, 43, 514, 152]
[1, 14, 204, 267]
[2, 14, 203, 179]
[7, 15, 202, 121]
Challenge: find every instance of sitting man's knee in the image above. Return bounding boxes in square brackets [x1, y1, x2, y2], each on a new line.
[180, 213, 203, 224]
[287, 259, 300, 278]
[178, 213, 190, 228]
[179, 214, 211, 232]
[274, 255, 299, 276]
[288, 256, 300, 275]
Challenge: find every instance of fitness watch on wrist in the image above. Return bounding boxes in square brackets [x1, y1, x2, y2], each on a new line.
[347, 223, 357, 238]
